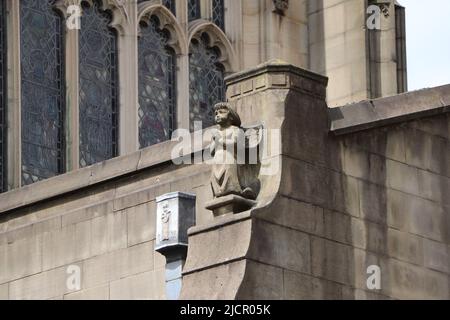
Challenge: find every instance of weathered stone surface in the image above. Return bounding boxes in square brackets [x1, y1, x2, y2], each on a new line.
[258, 196, 324, 236]
[388, 259, 449, 299]
[359, 181, 388, 225]
[9, 264, 82, 300]
[423, 239, 449, 274]
[182, 218, 252, 275]
[311, 237, 355, 286]
[283, 270, 352, 300]
[181, 260, 246, 300]
[342, 147, 386, 186]
[386, 160, 420, 196]
[387, 228, 424, 266]
[82, 242, 154, 290]
[248, 219, 311, 274]
[387, 189, 445, 242]
[342, 127, 406, 163]
[236, 261, 284, 300]
[62, 202, 113, 227]
[110, 271, 165, 300]
[0, 283, 8, 300]
[91, 210, 128, 256]
[3, 235, 43, 283]
[127, 202, 156, 247]
[1, 61, 449, 301]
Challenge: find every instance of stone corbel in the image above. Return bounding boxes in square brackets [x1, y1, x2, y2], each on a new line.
[181, 61, 329, 300]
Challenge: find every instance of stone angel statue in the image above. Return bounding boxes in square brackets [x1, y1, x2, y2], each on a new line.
[209, 103, 262, 201]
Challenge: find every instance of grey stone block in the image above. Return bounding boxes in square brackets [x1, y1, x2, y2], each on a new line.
[423, 239, 449, 273]
[82, 242, 154, 290]
[127, 202, 156, 247]
[248, 219, 311, 274]
[181, 260, 246, 300]
[259, 196, 324, 236]
[0, 283, 8, 300]
[283, 270, 350, 300]
[9, 263, 82, 300]
[311, 237, 355, 286]
[110, 271, 164, 300]
[4, 235, 43, 283]
[387, 228, 424, 266]
[236, 261, 284, 300]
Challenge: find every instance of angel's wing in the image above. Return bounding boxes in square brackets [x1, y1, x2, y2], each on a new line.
[242, 123, 264, 149]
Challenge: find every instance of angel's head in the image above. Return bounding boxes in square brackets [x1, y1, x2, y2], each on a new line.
[214, 103, 241, 128]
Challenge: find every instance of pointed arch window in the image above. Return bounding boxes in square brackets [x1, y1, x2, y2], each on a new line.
[162, 0, 176, 16]
[138, 0, 175, 16]
[212, 0, 225, 31]
[188, 0, 201, 22]
[20, 0, 65, 186]
[79, 0, 119, 167]
[138, 16, 176, 149]
[189, 34, 225, 130]
[0, 0, 6, 192]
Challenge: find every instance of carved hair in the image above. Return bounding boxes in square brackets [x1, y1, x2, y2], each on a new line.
[214, 102, 242, 127]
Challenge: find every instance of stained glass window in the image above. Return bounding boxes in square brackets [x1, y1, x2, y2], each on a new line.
[188, 0, 200, 22]
[162, 0, 176, 16]
[189, 34, 225, 130]
[20, 0, 65, 186]
[137, 0, 175, 15]
[79, 0, 118, 167]
[212, 0, 225, 31]
[138, 17, 176, 149]
[0, 0, 6, 192]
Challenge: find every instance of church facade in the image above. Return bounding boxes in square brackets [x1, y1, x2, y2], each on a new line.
[0, 0, 449, 300]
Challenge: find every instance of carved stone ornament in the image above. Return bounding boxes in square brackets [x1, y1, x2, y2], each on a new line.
[206, 103, 262, 217]
[273, 0, 289, 14]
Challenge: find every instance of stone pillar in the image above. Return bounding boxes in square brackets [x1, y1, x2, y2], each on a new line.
[155, 192, 196, 300]
[180, 60, 329, 299]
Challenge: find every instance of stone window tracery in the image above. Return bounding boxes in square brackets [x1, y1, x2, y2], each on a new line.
[189, 33, 225, 130]
[20, 0, 66, 185]
[79, 0, 119, 167]
[138, 16, 176, 148]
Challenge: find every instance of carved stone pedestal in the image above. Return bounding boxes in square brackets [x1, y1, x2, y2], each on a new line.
[205, 195, 256, 217]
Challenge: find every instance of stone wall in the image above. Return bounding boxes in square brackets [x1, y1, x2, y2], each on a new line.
[0, 141, 214, 300]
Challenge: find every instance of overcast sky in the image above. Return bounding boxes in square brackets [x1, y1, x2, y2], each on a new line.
[399, 0, 450, 91]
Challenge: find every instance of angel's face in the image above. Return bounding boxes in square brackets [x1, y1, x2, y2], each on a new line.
[215, 108, 230, 126]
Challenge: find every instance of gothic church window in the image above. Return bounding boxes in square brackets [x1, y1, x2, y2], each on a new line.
[162, 0, 176, 16]
[20, 0, 65, 185]
[79, 0, 119, 167]
[137, 0, 175, 16]
[189, 33, 225, 130]
[188, 0, 201, 22]
[212, 0, 225, 31]
[138, 16, 176, 149]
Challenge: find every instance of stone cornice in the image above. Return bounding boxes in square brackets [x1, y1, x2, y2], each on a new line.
[330, 84, 450, 135]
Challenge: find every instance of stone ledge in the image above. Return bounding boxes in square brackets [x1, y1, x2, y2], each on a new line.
[225, 59, 329, 100]
[330, 84, 450, 135]
[0, 129, 214, 215]
[205, 195, 257, 217]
